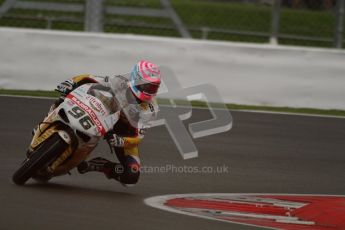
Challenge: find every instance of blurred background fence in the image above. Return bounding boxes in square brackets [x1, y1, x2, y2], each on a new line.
[0, 0, 344, 49]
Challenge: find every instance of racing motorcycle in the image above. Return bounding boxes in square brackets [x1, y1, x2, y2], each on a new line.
[12, 83, 121, 185]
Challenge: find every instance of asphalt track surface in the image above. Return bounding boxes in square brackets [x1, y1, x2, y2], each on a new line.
[0, 96, 344, 230]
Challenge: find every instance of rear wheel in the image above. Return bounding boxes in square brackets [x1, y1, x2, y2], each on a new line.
[12, 133, 68, 185]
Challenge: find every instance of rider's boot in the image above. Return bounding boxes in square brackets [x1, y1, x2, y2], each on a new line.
[77, 157, 118, 179]
[78, 157, 140, 186]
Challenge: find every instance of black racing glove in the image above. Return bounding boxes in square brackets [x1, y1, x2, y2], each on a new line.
[55, 79, 76, 96]
[105, 132, 125, 148]
[104, 132, 125, 154]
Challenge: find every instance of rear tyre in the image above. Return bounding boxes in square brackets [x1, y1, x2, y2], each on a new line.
[12, 133, 68, 185]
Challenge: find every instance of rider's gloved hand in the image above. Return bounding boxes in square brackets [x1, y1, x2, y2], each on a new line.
[56, 79, 76, 96]
[107, 133, 125, 148]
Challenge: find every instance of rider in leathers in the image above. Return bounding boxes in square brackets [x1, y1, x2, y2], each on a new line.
[52, 60, 161, 186]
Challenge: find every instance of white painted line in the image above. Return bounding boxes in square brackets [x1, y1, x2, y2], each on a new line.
[233, 109, 345, 119]
[1, 94, 344, 119]
[206, 196, 306, 209]
[276, 219, 315, 225]
[207, 210, 311, 224]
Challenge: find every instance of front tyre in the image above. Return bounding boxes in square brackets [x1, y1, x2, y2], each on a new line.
[12, 133, 69, 185]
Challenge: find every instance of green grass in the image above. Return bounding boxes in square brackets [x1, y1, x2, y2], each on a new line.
[23, 0, 162, 8]
[52, 21, 83, 31]
[105, 0, 162, 8]
[171, 0, 337, 46]
[0, 17, 47, 29]
[24, 0, 84, 3]
[0, 0, 342, 48]
[0, 8, 84, 30]
[280, 8, 335, 38]
[7, 8, 84, 17]
[0, 89, 60, 97]
[104, 14, 178, 36]
[1, 89, 344, 117]
[105, 25, 179, 37]
[105, 14, 173, 26]
[172, 0, 272, 32]
[225, 104, 345, 117]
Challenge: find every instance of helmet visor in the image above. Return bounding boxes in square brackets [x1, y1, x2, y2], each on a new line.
[136, 81, 160, 95]
[134, 75, 160, 95]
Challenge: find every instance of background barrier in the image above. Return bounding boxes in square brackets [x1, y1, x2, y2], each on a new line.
[1, 27, 345, 110]
[1, 0, 344, 49]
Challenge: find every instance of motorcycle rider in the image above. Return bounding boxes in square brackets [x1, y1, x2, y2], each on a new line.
[52, 60, 161, 186]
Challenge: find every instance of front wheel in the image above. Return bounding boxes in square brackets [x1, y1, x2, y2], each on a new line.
[12, 133, 69, 185]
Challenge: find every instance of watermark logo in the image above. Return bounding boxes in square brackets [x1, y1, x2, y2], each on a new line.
[114, 163, 230, 175]
[140, 164, 230, 174]
[150, 66, 233, 159]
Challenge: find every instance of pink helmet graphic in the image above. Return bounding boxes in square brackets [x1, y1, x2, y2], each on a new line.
[130, 60, 161, 102]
